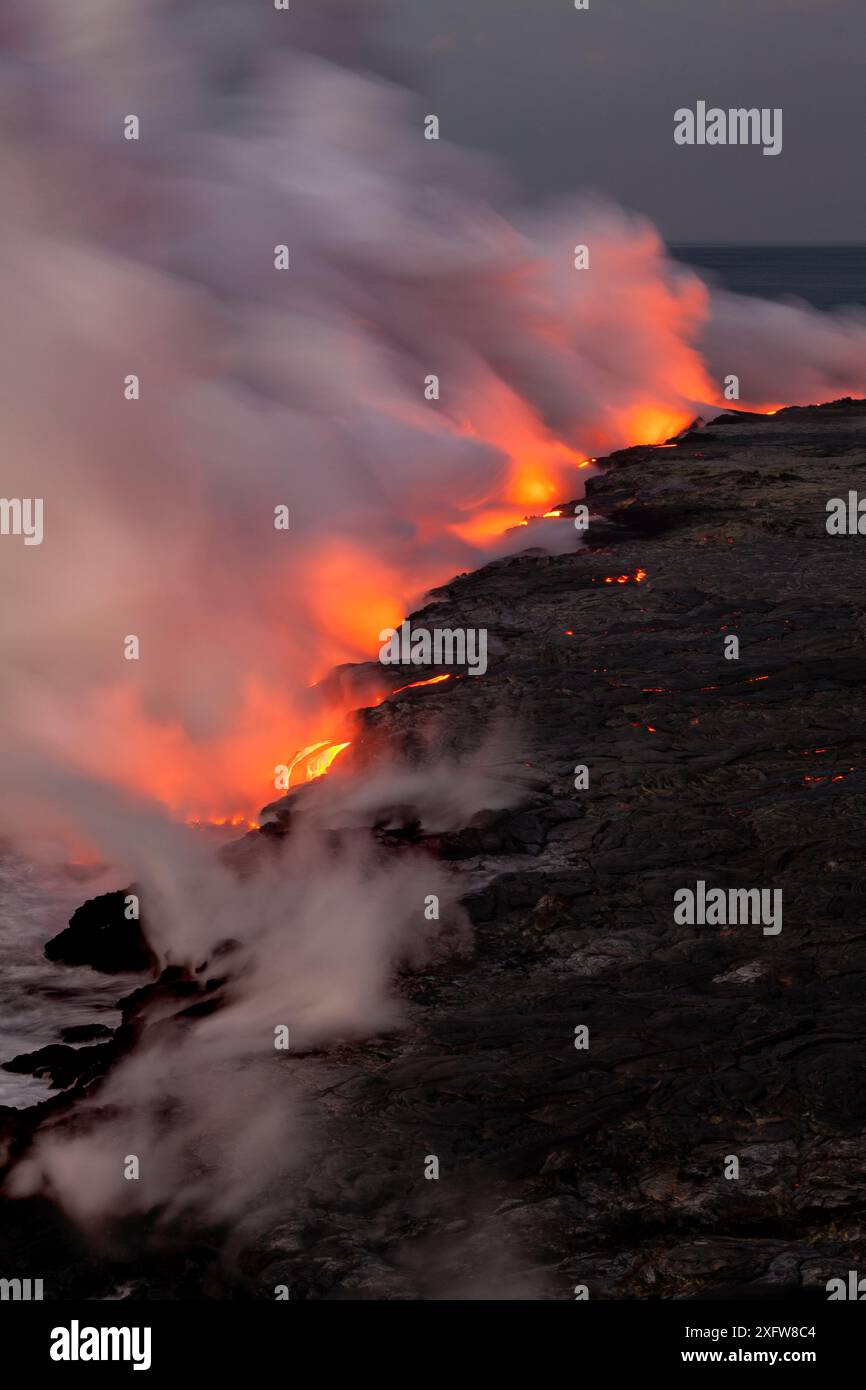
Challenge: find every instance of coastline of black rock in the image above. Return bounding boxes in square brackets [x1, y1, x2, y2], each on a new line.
[3, 398, 866, 1299]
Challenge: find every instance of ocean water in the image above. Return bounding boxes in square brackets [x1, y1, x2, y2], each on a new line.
[0, 853, 138, 1107]
[671, 245, 866, 312]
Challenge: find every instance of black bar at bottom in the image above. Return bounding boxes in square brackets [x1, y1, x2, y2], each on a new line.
[0, 1297, 858, 1375]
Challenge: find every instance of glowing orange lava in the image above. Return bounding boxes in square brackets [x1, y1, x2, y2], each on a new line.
[599, 569, 648, 585]
[391, 674, 452, 695]
[448, 380, 593, 543]
[625, 405, 693, 447]
[100, 380, 772, 833]
[286, 740, 352, 785]
[187, 815, 261, 832]
[306, 543, 404, 670]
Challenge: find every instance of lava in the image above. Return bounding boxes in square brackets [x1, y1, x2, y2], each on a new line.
[286, 741, 352, 786]
[391, 674, 453, 695]
[187, 815, 261, 832]
[803, 768, 856, 787]
[597, 569, 648, 585]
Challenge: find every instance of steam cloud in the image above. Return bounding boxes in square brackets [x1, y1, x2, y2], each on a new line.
[4, 744, 518, 1225]
[2, 0, 862, 821]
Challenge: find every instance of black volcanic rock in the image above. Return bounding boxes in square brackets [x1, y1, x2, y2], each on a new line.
[2, 1042, 116, 1090]
[246, 399, 866, 1300]
[59, 1023, 112, 1044]
[44, 888, 156, 974]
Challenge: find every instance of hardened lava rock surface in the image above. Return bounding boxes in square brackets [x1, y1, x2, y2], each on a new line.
[259, 399, 866, 1301]
[4, 399, 866, 1300]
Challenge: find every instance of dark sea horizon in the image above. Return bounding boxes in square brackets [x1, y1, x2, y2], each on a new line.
[670, 244, 866, 312]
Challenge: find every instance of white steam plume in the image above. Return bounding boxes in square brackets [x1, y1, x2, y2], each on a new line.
[3, 741, 519, 1225]
[3, 3, 862, 822]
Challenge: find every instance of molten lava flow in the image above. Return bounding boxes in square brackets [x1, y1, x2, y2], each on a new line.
[47, 389, 729, 838]
[307, 742, 352, 779]
[391, 674, 452, 695]
[31, 301, 723, 835]
[447, 380, 595, 544]
[286, 741, 352, 786]
[624, 405, 695, 447]
[598, 569, 648, 585]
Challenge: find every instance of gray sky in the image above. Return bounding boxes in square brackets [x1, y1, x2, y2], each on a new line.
[382, 0, 865, 243]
